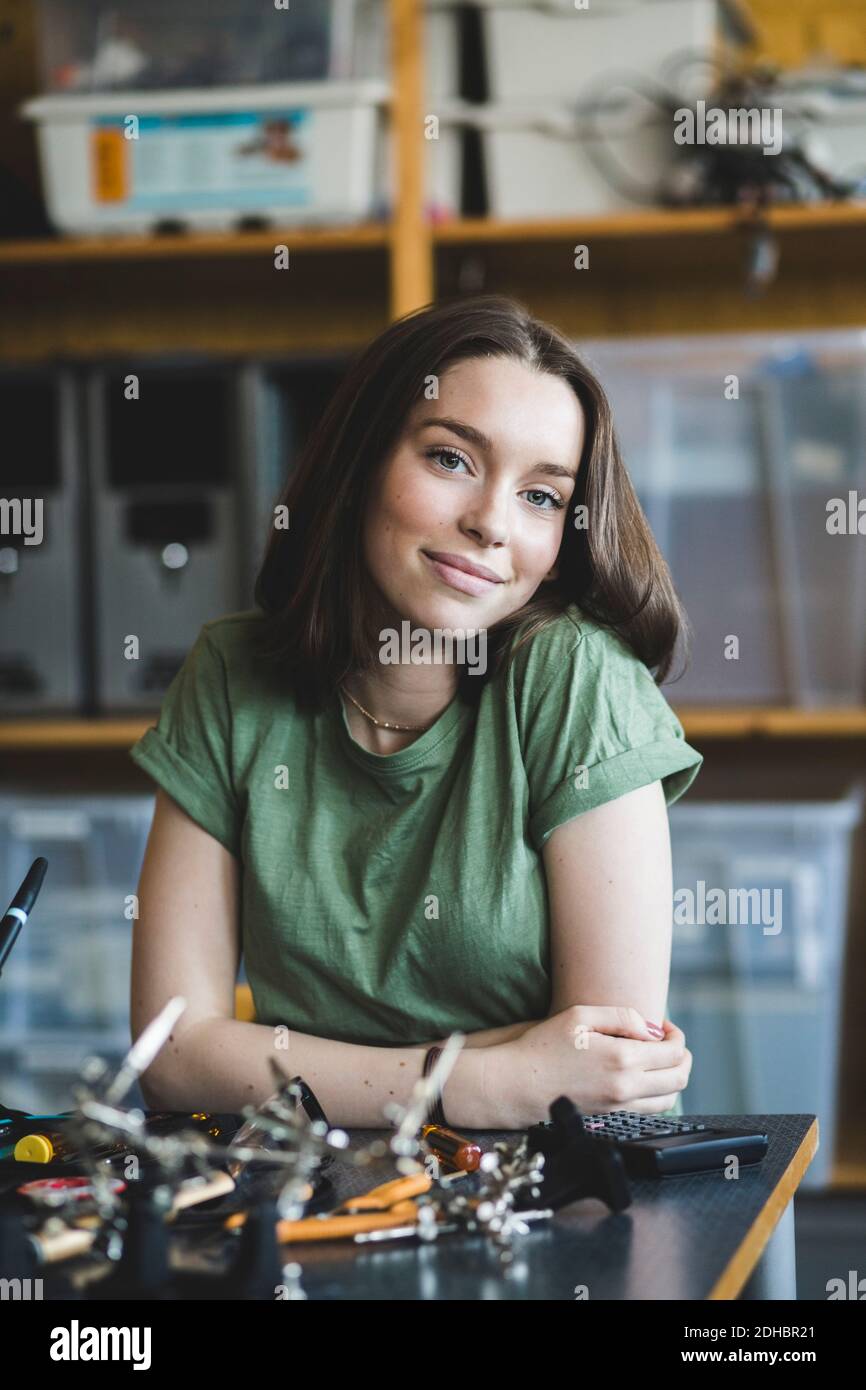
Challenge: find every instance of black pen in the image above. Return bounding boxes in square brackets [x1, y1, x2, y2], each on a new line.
[0, 857, 47, 976]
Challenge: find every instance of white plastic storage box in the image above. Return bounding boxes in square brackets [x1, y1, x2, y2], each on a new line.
[0, 793, 155, 1113]
[476, 99, 677, 216]
[667, 792, 862, 1188]
[32, 0, 365, 91]
[778, 78, 866, 193]
[22, 81, 390, 235]
[477, 0, 724, 104]
[582, 328, 866, 705]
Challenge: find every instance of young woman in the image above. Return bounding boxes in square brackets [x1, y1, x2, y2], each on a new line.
[130, 294, 702, 1129]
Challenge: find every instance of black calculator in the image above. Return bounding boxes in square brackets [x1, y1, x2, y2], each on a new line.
[527, 1111, 769, 1178]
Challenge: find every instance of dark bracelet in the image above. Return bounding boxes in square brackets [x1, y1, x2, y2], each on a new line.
[422, 1045, 448, 1128]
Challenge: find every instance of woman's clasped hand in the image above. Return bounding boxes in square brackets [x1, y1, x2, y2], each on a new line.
[488, 1005, 692, 1127]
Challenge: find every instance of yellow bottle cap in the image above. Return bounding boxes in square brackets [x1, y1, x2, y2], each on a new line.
[14, 1133, 55, 1163]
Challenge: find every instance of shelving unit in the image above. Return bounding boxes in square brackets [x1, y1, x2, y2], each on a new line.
[2, 0, 866, 1186]
[6, 707, 866, 751]
[0, 223, 391, 264]
[5, 200, 866, 359]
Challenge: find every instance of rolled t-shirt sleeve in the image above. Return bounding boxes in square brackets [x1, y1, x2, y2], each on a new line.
[513, 611, 703, 852]
[129, 624, 240, 856]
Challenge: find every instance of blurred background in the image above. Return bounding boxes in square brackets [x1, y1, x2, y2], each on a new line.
[1, 0, 866, 1291]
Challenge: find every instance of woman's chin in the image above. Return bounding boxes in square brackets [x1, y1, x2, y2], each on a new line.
[398, 600, 495, 634]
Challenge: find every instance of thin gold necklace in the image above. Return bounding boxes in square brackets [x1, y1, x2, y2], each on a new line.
[340, 682, 430, 733]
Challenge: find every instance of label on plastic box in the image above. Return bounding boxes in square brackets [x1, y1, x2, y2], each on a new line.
[92, 127, 129, 203]
[90, 109, 313, 211]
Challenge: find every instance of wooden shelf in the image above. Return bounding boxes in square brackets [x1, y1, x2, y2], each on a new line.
[4, 707, 866, 751]
[434, 201, 866, 245]
[675, 707, 866, 739]
[0, 223, 390, 266]
[4, 197, 866, 357]
[1, 200, 865, 270]
[0, 720, 154, 750]
[0, 199, 861, 268]
[432, 200, 866, 339]
[0, 238, 392, 359]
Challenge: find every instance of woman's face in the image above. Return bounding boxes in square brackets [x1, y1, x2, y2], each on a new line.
[362, 355, 584, 635]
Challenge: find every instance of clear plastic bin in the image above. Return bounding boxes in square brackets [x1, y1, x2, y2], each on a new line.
[667, 793, 862, 980]
[33, 0, 355, 91]
[0, 795, 156, 1099]
[0, 1042, 144, 1116]
[583, 329, 866, 705]
[669, 980, 842, 1189]
[666, 791, 862, 1189]
[33, 1, 463, 99]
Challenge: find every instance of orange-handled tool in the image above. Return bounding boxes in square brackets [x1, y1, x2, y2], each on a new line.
[274, 1198, 421, 1243]
[421, 1125, 484, 1173]
[334, 1171, 430, 1212]
[225, 1170, 433, 1243]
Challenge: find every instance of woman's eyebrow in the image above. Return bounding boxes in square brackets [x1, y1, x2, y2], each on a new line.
[415, 415, 578, 480]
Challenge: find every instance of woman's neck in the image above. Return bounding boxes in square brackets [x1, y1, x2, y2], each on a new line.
[342, 665, 459, 738]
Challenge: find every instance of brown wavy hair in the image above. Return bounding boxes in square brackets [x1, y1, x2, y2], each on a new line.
[254, 293, 689, 711]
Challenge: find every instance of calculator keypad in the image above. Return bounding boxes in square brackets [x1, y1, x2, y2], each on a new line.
[582, 1113, 708, 1141]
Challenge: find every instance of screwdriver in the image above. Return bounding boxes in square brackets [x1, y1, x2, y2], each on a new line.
[420, 1124, 484, 1173]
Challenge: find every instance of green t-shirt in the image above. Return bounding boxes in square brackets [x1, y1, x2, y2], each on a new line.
[130, 604, 703, 1066]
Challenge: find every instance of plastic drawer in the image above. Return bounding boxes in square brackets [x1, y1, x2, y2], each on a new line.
[667, 794, 862, 982]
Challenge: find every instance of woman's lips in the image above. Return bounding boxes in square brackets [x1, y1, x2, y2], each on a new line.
[422, 550, 504, 597]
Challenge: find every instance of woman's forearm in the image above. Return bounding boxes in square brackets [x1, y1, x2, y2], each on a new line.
[142, 1016, 504, 1128]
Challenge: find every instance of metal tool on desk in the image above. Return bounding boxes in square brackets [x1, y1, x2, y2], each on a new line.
[222, 1063, 352, 1224]
[420, 1124, 483, 1174]
[23, 1169, 237, 1267]
[228, 1170, 436, 1243]
[383, 1032, 468, 1170]
[263, 1038, 557, 1254]
[361, 1093, 634, 1251]
[521, 1096, 633, 1212]
[0, 997, 242, 1298]
[0, 862, 325, 1297]
[251, 1165, 550, 1248]
[227, 1073, 337, 1179]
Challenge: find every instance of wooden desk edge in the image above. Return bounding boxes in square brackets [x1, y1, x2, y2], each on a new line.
[708, 1117, 819, 1301]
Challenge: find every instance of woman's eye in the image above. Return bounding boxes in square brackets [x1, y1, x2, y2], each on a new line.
[524, 488, 565, 511]
[425, 450, 564, 511]
[426, 447, 470, 473]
